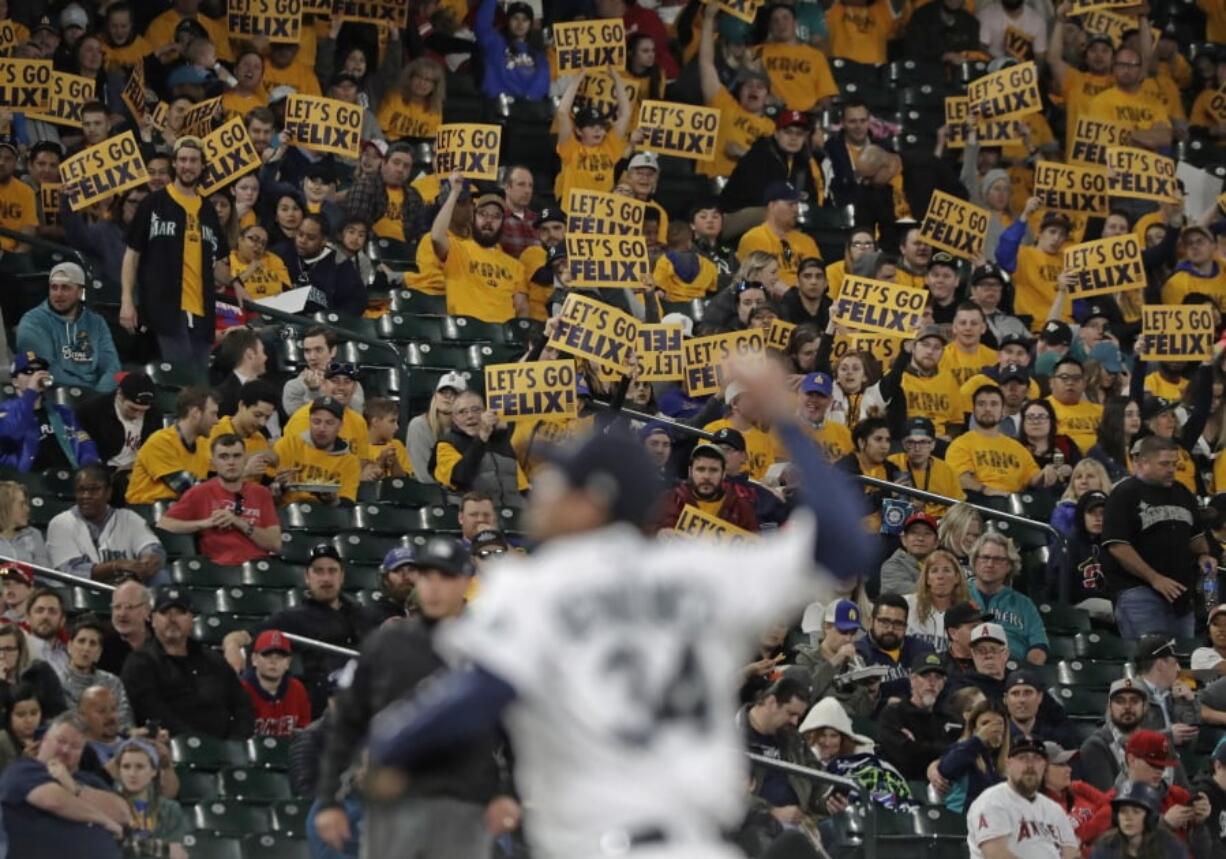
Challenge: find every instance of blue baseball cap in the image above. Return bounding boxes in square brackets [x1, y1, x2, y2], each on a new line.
[638, 421, 671, 441]
[10, 351, 48, 375]
[763, 181, 801, 205]
[825, 599, 862, 633]
[801, 372, 833, 397]
[1089, 340, 1124, 374]
[381, 546, 418, 573]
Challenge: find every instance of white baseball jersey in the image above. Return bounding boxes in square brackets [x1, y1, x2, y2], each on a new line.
[967, 782, 1078, 859]
[440, 514, 818, 859]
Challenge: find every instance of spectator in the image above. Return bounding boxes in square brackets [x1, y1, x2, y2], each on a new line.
[1164, 226, 1223, 306]
[904, 0, 981, 65]
[0, 623, 65, 719]
[473, 0, 547, 100]
[796, 371, 852, 462]
[797, 696, 906, 813]
[1079, 678, 1182, 792]
[286, 362, 370, 458]
[945, 385, 1045, 495]
[282, 326, 366, 417]
[1104, 435, 1211, 639]
[1192, 742, 1226, 852]
[145, 0, 233, 62]
[553, 71, 632, 206]
[735, 182, 821, 288]
[364, 547, 419, 626]
[965, 736, 1078, 858]
[836, 417, 905, 532]
[499, 165, 538, 261]
[275, 213, 368, 318]
[430, 176, 524, 322]
[967, 532, 1048, 665]
[703, 381, 778, 481]
[940, 302, 997, 387]
[76, 372, 159, 479]
[207, 379, 279, 475]
[794, 599, 865, 705]
[1088, 780, 1189, 859]
[0, 352, 98, 473]
[657, 443, 758, 533]
[1129, 636, 1200, 748]
[936, 697, 1008, 814]
[939, 502, 984, 572]
[878, 652, 956, 781]
[855, 594, 932, 707]
[157, 433, 281, 566]
[0, 681, 41, 769]
[867, 325, 962, 439]
[120, 137, 230, 366]
[456, 491, 498, 548]
[76, 685, 122, 766]
[640, 422, 674, 475]
[239, 630, 311, 739]
[112, 738, 189, 859]
[1047, 18, 1114, 140]
[211, 328, 268, 417]
[904, 549, 973, 651]
[272, 397, 361, 507]
[432, 389, 528, 509]
[15, 263, 119, 392]
[886, 416, 965, 516]
[735, 678, 819, 822]
[880, 511, 940, 596]
[1193, 603, 1226, 685]
[1043, 356, 1106, 455]
[406, 372, 465, 482]
[1018, 398, 1080, 485]
[969, 266, 1031, 348]
[0, 562, 32, 622]
[754, 3, 836, 112]
[1003, 669, 1077, 748]
[343, 141, 426, 246]
[696, 4, 772, 182]
[47, 463, 166, 586]
[0, 712, 129, 858]
[720, 111, 823, 221]
[98, 580, 150, 677]
[941, 603, 985, 675]
[24, 588, 68, 670]
[1042, 742, 1105, 844]
[121, 587, 253, 739]
[51, 616, 132, 733]
[1087, 45, 1173, 152]
[0, 481, 50, 568]
[227, 223, 290, 304]
[364, 398, 410, 480]
[125, 386, 217, 505]
[1051, 458, 1111, 538]
[1047, 489, 1111, 618]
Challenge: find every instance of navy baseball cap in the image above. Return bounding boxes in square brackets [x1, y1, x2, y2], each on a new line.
[537, 207, 565, 226]
[710, 426, 746, 452]
[308, 543, 342, 564]
[325, 362, 361, 380]
[801, 372, 833, 397]
[309, 397, 345, 420]
[10, 352, 48, 375]
[545, 431, 664, 529]
[825, 599, 862, 632]
[638, 421, 671, 441]
[154, 587, 195, 613]
[763, 181, 801, 205]
[415, 536, 475, 576]
[904, 416, 936, 439]
[381, 546, 418, 573]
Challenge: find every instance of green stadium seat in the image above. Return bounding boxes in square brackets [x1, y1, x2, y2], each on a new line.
[503, 318, 543, 346]
[1047, 635, 1077, 660]
[194, 614, 251, 645]
[340, 340, 397, 368]
[445, 315, 506, 343]
[474, 343, 523, 367]
[376, 478, 447, 508]
[344, 565, 382, 592]
[220, 768, 293, 802]
[360, 367, 402, 397]
[276, 532, 327, 564]
[1052, 685, 1107, 717]
[352, 503, 411, 534]
[173, 558, 246, 588]
[1057, 659, 1125, 689]
[183, 587, 224, 614]
[1075, 631, 1136, 661]
[406, 341, 471, 369]
[38, 467, 79, 499]
[1007, 661, 1057, 688]
[241, 833, 310, 859]
[244, 558, 305, 589]
[51, 385, 95, 411]
[831, 58, 879, 89]
[311, 312, 378, 341]
[156, 529, 197, 559]
[269, 800, 309, 836]
[178, 770, 221, 803]
[216, 587, 294, 616]
[334, 532, 405, 564]
[1015, 491, 1057, 524]
[145, 360, 198, 390]
[922, 805, 969, 838]
[247, 736, 291, 770]
[1038, 604, 1091, 635]
[71, 586, 111, 614]
[405, 505, 460, 532]
[899, 83, 947, 108]
[171, 736, 249, 770]
[991, 516, 1048, 551]
[379, 313, 447, 343]
[280, 503, 355, 533]
[497, 506, 523, 533]
[181, 835, 243, 859]
[389, 289, 447, 316]
[26, 496, 72, 527]
[192, 801, 273, 837]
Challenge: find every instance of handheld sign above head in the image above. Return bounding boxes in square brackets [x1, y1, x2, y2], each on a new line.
[1075, 9, 1162, 46]
[547, 293, 640, 374]
[1062, 234, 1145, 299]
[26, 71, 93, 128]
[565, 189, 651, 289]
[121, 64, 148, 120]
[766, 318, 797, 352]
[485, 359, 580, 423]
[636, 324, 685, 382]
[1140, 305, 1215, 362]
[59, 130, 149, 212]
[198, 116, 261, 196]
[178, 95, 224, 139]
[434, 123, 502, 181]
[1069, 0, 1148, 12]
[920, 190, 989, 260]
[636, 101, 721, 162]
[283, 93, 363, 159]
[966, 60, 1041, 122]
[717, 0, 766, 24]
[1033, 160, 1109, 216]
[682, 330, 766, 397]
[1106, 146, 1180, 203]
[829, 275, 928, 338]
[0, 58, 50, 112]
[1068, 116, 1129, 165]
[227, 0, 304, 43]
[552, 19, 626, 75]
[943, 97, 1024, 148]
[332, 0, 409, 27]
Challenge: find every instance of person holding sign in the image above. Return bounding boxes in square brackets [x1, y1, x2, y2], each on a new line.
[696, 3, 773, 180]
[1087, 45, 1173, 151]
[0, 139, 35, 255]
[754, 4, 837, 112]
[945, 385, 1045, 496]
[869, 326, 963, 439]
[377, 57, 445, 142]
[656, 443, 758, 533]
[1162, 226, 1226, 310]
[1047, 17, 1115, 146]
[554, 70, 631, 207]
[736, 182, 822, 287]
[431, 389, 528, 510]
[996, 199, 1073, 331]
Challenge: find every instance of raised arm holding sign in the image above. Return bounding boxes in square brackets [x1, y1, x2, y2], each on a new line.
[283, 94, 362, 159]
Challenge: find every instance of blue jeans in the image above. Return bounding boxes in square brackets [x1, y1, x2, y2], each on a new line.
[1114, 586, 1195, 640]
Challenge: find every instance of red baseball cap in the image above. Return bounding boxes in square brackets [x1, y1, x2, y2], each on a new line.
[0, 562, 33, 587]
[775, 109, 810, 131]
[903, 512, 939, 534]
[1125, 730, 1177, 769]
[253, 630, 293, 655]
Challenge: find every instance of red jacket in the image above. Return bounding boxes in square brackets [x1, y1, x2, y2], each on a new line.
[657, 480, 759, 533]
[623, 5, 679, 79]
[241, 670, 313, 738]
[1045, 781, 1107, 844]
[1079, 782, 1191, 848]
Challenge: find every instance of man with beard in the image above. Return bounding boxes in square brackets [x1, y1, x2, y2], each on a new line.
[1079, 679, 1193, 791]
[431, 171, 523, 323]
[515, 207, 562, 321]
[126, 387, 217, 505]
[868, 325, 962, 439]
[25, 589, 68, 669]
[1048, 26, 1114, 144]
[967, 737, 1079, 859]
[735, 182, 821, 287]
[895, 226, 933, 290]
[978, 0, 1046, 60]
[946, 385, 1046, 495]
[17, 263, 119, 392]
[363, 546, 419, 625]
[877, 652, 957, 780]
[272, 397, 362, 507]
[120, 136, 230, 368]
[657, 443, 758, 533]
[273, 213, 367, 318]
[854, 594, 932, 708]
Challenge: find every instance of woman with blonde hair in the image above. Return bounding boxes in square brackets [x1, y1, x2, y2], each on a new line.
[0, 483, 49, 568]
[905, 549, 971, 651]
[1050, 458, 1111, 539]
[406, 378, 464, 482]
[378, 57, 446, 140]
[937, 502, 983, 575]
[936, 698, 1008, 813]
[0, 624, 66, 718]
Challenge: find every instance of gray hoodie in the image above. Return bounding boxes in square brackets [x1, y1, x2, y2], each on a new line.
[879, 548, 922, 596]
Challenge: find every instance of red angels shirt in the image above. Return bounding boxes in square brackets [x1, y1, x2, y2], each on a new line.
[240, 670, 313, 737]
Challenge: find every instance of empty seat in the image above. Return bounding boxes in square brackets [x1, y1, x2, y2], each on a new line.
[216, 587, 293, 616]
[405, 505, 461, 532]
[172, 736, 249, 771]
[192, 801, 274, 837]
[276, 532, 329, 564]
[446, 315, 507, 344]
[1056, 659, 1126, 690]
[244, 558, 305, 589]
[145, 360, 198, 390]
[1052, 685, 1107, 717]
[178, 769, 221, 804]
[389, 290, 447, 315]
[1038, 604, 1091, 635]
[352, 503, 412, 535]
[373, 478, 447, 508]
[181, 835, 243, 859]
[373, 237, 414, 266]
[194, 614, 251, 645]
[241, 833, 310, 859]
[156, 529, 197, 559]
[173, 558, 246, 588]
[71, 586, 111, 614]
[503, 317, 543, 346]
[334, 533, 406, 564]
[311, 312, 378, 340]
[269, 800, 309, 836]
[220, 768, 293, 802]
[26, 496, 72, 528]
[1075, 631, 1135, 661]
[281, 503, 355, 534]
[379, 313, 447, 343]
[247, 736, 291, 770]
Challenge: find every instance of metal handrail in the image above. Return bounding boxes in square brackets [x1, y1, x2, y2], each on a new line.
[0, 223, 89, 268]
[748, 753, 878, 859]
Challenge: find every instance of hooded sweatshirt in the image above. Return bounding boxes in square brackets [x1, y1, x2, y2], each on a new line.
[474, 0, 549, 100]
[1047, 491, 1108, 604]
[15, 300, 121, 391]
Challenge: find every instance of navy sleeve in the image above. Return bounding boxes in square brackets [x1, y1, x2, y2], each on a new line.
[0, 759, 52, 803]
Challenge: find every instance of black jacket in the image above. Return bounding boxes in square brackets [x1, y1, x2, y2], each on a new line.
[273, 244, 368, 318]
[121, 636, 254, 739]
[76, 391, 160, 467]
[877, 698, 958, 780]
[290, 713, 330, 797]
[903, 2, 982, 64]
[317, 617, 505, 808]
[720, 135, 822, 213]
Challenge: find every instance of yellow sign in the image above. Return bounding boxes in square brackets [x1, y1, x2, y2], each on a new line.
[548, 293, 640, 373]
[566, 189, 644, 235]
[1106, 145, 1179, 203]
[636, 101, 720, 162]
[434, 123, 501, 181]
[150, 101, 169, 132]
[967, 60, 1041, 122]
[26, 71, 94, 127]
[0, 22, 18, 55]
[332, 0, 409, 27]
[1069, 116, 1129, 165]
[1003, 26, 1035, 61]
[484, 359, 579, 422]
[674, 504, 755, 542]
[40, 183, 60, 226]
[682, 330, 766, 396]
[766, 318, 796, 351]
[717, 0, 765, 23]
[920, 190, 989, 260]
[179, 95, 223, 138]
[637, 324, 685, 382]
[830, 275, 927, 338]
[831, 333, 906, 364]
[199, 116, 261, 196]
[1033, 161, 1108, 215]
[553, 19, 625, 74]
[1062, 234, 1145, 299]
[1070, 0, 1143, 12]
[1205, 85, 1226, 125]
[59, 131, 148, 212]
[283, 94, 363, 158]
[1075, 9, 1159, 46]
[566, 233, 650, 288]
[1140, 305, 1215, 362]
[0, 59, 50, 111]
[944, 97, 1024, 148]
[228, 0, 302, 43]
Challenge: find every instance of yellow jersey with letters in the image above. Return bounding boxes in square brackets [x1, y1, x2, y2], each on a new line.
[887, 452, 966, 516]
[126, 426, 210, 504]
[1143, 372, 1188, 402]
[145, 11, 233, 61]
[443, 236, 522, 322]
[166, 184, 204, 317]
[404, 234, 446, 296]
[1013, 245, 1066, 331]
[1061, 68, 1113, 154]
[377, 93, 441, 140]
[736, 225, 821, 286]
[702, 418, 776, 482]
[273, 433, 360, 505]
[554, 133, 627, 207]
[653, 252, 718, 302]
[0, 178, 36, 251]
[1047, 397, 1102, 453]
[826, 2, 897, 65]
[754, 42, 838, 111]
[1162, 268, 1226, 312]
[373, 186, 407, 242]
[230, 251, 290, 299]
[903, 371, 962, 437]
[1088, 85, 1170, 134]
[516, 244, 553, 321]
[939, 343, 998, 387]
[945, 431, 1039, 493]
[284, 403, 371, 461]
[699, 87, 775, 179]
[806, 420, 853, 462]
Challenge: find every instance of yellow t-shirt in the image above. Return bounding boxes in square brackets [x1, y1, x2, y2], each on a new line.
[807, 420, 853, 462]
[1175, 446, 1197, 494]
[284, 403, 371, 461]
[126, 426, 210, 504]
[894, 267, 925, 290]
[1191, 87, 1226, 128]
[695, 497, 725, 517]
[442, 236, 522, 323]
[207, 414, 272, 460]
[1211, 450, 1226, 494]
[1162, 268, 1226, 312]
[1147, 75, 1185, 123]
[1087, 85, 1170, 135]
[827, 259, 848, 300]
[903, 371, 962, 437]
[1061, 68, 1114, 154]
[262, 59, 322, 97]
[145, 11, 233, 61]
[653, 253, 718, 301]
[554, 133, 627, 206]
[702, 418, 776, 481]
[373, 185, 407, 242]
[736, 225, 821, 286]
[221, 90, 267, 119]
[959, 372, 1040, 415]
[1200, 0, 1226, 43]
[273, 432, 360, 505]
[887, 452, 966, 516]
[511, 415, 594, 477]
[516, 244, 553, 321]
[1047, 397, 1102, 453]
[103, 36, 152, 72]
[230, 251, 290, 299]
[0, 179, 36, 251]
[755, 42, 838, 111]
[1144, 372, 1188, 402]
[944, 431, 1039, 494]
[699, 87, 775, 180]
[410, 172, 442, 204]
[939, 343, 998, 387]
[826, 1, 897, 65]
[404, 233, 446, 296]
[370, 439, 413, 477]
[377, 93, 441, 140]
[1014, 245, 1066, 331]
[166, 183, 203, 318]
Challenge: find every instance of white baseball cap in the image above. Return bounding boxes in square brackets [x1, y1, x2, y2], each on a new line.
[628, 151, 659, 172]
[435, 371, 467, 393]
[724, 380, 746, 404]
[970, 622, 1007, 646]
[49, 261, 86, 286]
[1191, 645, 1224, 673]
[660, 312, 693, 338]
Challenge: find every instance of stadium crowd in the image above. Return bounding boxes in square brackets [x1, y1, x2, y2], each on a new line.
[0, 0, 1219, 857]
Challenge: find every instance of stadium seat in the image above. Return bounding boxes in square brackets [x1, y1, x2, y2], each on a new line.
[340, 340, 396, 368]
[899, 84, 947, 109]
[71, 586, 111, 614]
[181, 835, 243, 859]
[446, 315, 507, 344]
[194, 614, 251, 645]
[215, 587, 294, 616]
[503, 318, 543, 346]
[276, 532, 327, 564]
[379, 313, 447, 343]
[831, 58, 880, 90]
[145, 360, 199, 390]
[281, 503, 355, 534]
[247, 736, 291, 770]
[183, 587, 224, 615]
[389, 290, 447, 316]
[1056, 659, 1126, 690]
[26, 496, 72, 528]
[311, 312, 378, 341]
[1052, 686, 1107, 717]
[1075, 631, 1136, 661]
[1047, 635, 1078, 661]
[173, 558, 246, 588]
[352, 503, 411, 534]
[178, 770, 222, 803]
[192, 801, 274, 837]
[1038, 604, 1091, 635]
[269, 800, 310, 836]
[244, 558, 305, 589]
[334, 533, 407, 564]
[374, 479, 447, 508]
[1014, 491, 1057, 524]
[406, 342, 472, 369]
[172, 736, 249, 771]
[220, 768, 293, 802]
[373, 237, 414, 267]
[404, 505, 461, 532]
[156, 529, 198, 559]
[344, 565, 382, 592]
[241, 834, 310, 859]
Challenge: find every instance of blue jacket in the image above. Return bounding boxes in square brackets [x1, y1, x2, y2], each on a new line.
[854, 634, 933, 709]
[969, 585, 1049, 662]
[0, 389, 99, 471]
[15, 301, 120, 392]
[474, 0, 550, 100]
[937, 736, 1001, 813]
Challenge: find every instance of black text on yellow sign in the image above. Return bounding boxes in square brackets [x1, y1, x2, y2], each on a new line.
[40, 184, 60, 227]
[674, 504, 754, 542]
[179, 96, 223, 139]
[1003, 26, 1035, 61]
[434, 123, 501, 181]
[967, 60, 1041, 122]
[636, 101, 720, 162]
[830, 275, 927, 338]
[26, 71, 94, 128]
[1069, 116, 1129, 164]
[1063, 234, 1145, 299]
[682, 330, 766, 397]
[943, 97, 1023, 148]
[717, 0, 765, 23]
[59, 131, 148, 212]
[332, 0, 409, 27]
[1207, 85, 1226, 125]
[0, 22, 17, 54]
[484, 359, 579, 422]
[1140, 305, 1216, 362]
[566, 234, 651, 289]
[920, 190, 989, 260]
[121, 64, 147, 120]
[636, 324, 684, 382]
[1070, 0, 1143, 13]
[832, 333, 906, 364]
[565, 189, 644, 236]
[766, 318, 796, 351]
[199, 117, 262, 196]
[547, 294, 640, 373]
[552, 19, 625, 74]
[228, 0, 302, 43]
[0, 59, 50, 111]
[1106, 145, 1179, 203]
[1033, 161, 1108, 215]
[284, 94, 363, 159]
[1076, 9, 1158, 45]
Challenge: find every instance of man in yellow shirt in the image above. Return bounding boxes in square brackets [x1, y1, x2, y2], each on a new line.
[755, 4, 838, 111]
[735, 182, 821, 286]
[284, 362, 371, 466]
[1048, 27, 1114, 154]
[702, 380, 776, 482]
[896, 226, 932, 291]
[0, 140, 35, 253]
[946, 385, 1046, 495]
[272, 397, 361, 507]
[1087, 45, 1173, 151]
[517, 207, 564, 321]
[1047, 355, 1103, 452]
[870, 325, 962, 439]
[207, 380, 278, 480]
[126, 387, 218, 505]
[887, 416, 965, 517]
[1162, 226, 1226, 310]
[797, 371, 853, 461]
[999, 201, 1070, 331]
[697, 2, 773, 180]
[145, 0, 233, 62]
[941, 303, 999, 386]
[826, 0, 902, 65]
[429, 175, 524, 322]
[554, 70, 631, 204]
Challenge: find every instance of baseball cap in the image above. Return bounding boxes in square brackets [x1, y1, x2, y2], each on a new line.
[970, 622, 1007, 646]
[471, 529, 509, 555]
[435, 371, 468, 393]
[801, 372, 833, 397]
[911, 651, 947, 676]
[253, 630, 293, 654]
[915, 324, 948, 345]
[638, 421, 670, 442]
[573, 105, 609, 128]
[545, 432, 664, 530]
[0, 137, 19, 157]
[537, 207, 565, 226]
[628, 151, 660, 172]
[381, 546, 418, 573]
[904, 416, 936, 440]
[362, 138, 389, 158]
[1089, 341, 1124, 374]
[1182, 224, 1213, 243]
[999, 363, 1029, 385]
[798, 256, 824, 275]
[154, 587, 195, 613]
[1009, 735, 1048, 758]
[724, 380, 746, 403]
[1041, 320, 1073, 347]
[31, 15, 54, 35]
[1085, 33, 1115, 50]
[928, 252, 958, 274]
[10, 352, 49, 375]
[998, 332, 1031, 351]
[1141, 396, 1176, 422]
[710, 426, 746, 452]
[1107, 677, 1147, 701]
[1125, 730, 1178, 768]
[474, 193, 507, 212]
[324, 361, 360, 380]
[308, 543, 342, 564]
[304, 160, 337, 183]
[824, 599, 862, 633]
[1210, 603, 1226, 625]
[1081, 490, 1108, 511]
[971, 263, 1009, 287]
[1039, 211, 1072, 233]
[690, 442, 725, 463]
[775, 109, 809, 130]
[1135, 635, 1186, 662]
[903, 512, 939, 535]
[118, 372, 157, 407]
[0, 562, 33, 587]
[49, 262, 86, 287]
[1043, 742, 1078, 765]
[415, 535, 476, 576]
[506, 1, 534, 18]
[329, 71, 362, 90]
[1005, 668, 1043, 691]
[763, 181, 801, 205]
[309, 397, 345, 420]
[944, 602, 984, 631]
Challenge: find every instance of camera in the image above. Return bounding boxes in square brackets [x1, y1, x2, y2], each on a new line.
[122, 835, 168, 857]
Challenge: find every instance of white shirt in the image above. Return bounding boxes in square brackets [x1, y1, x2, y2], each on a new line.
[967, 781, 1077, 859]
[111, 398, 144, 468]
[977, 5, 1049, 59]
[904, 594, 948, 652]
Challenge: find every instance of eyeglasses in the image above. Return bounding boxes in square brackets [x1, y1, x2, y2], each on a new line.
[1023, 413, 1050, 422]
[977, 554, 1011, 565]
[1113, 60, 1142, 69]
[1052, 374, 1083, 383]
[455, 406, 483, 417]
[476, 547, 506, 559]
[850, 240, 875, 249]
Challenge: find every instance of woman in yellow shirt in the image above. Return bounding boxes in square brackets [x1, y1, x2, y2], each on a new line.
[233, 174, 261, 231]
[378, 58, 445, 140]
[625, 34, 666, 132]
[221, 49, 267, 118]
[554, 69, 632, 205]
[230, 224, 291, 301]
[825, 228, 876, 301]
